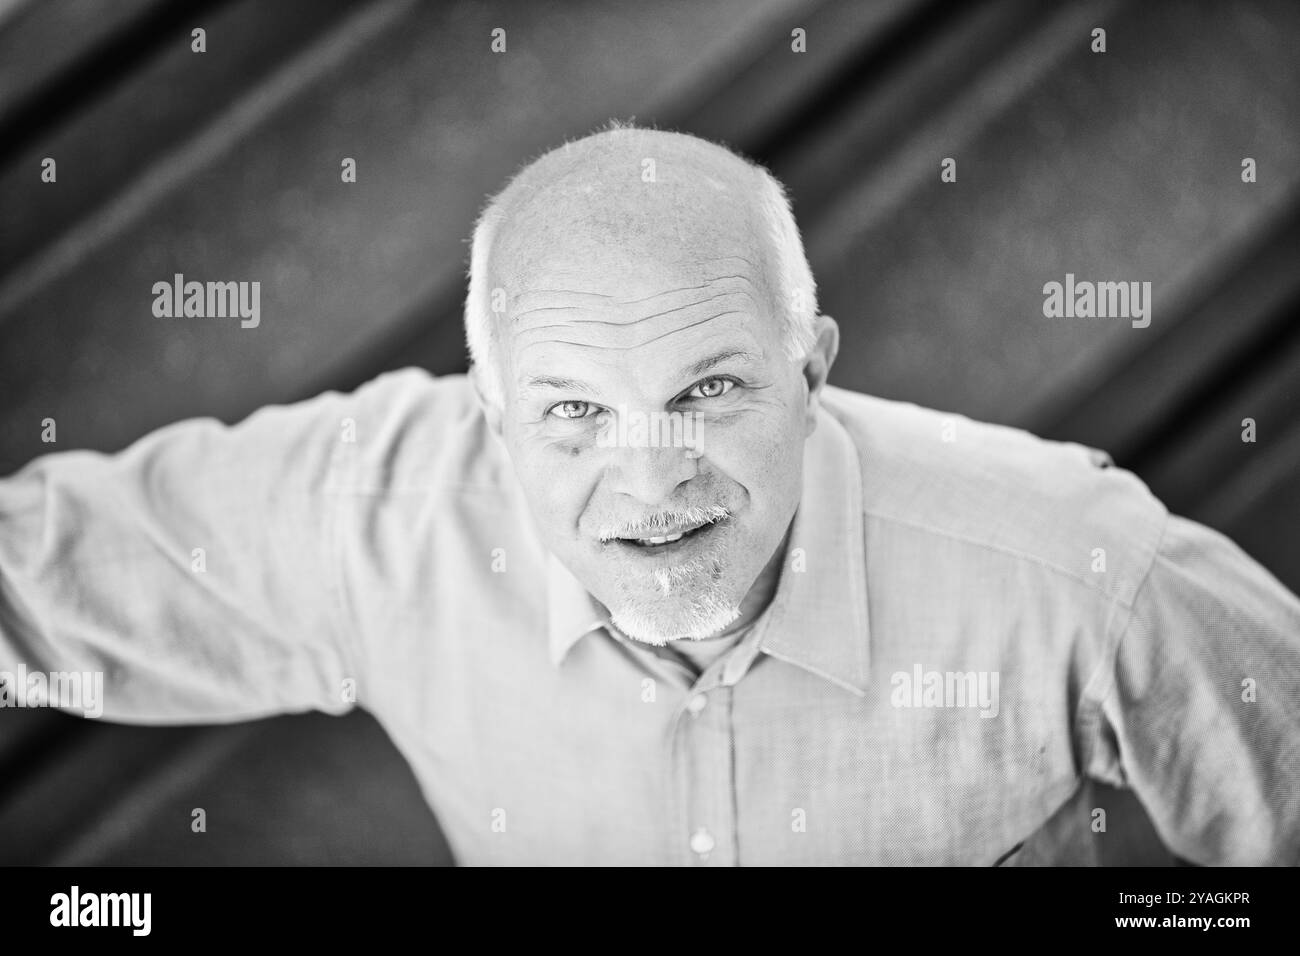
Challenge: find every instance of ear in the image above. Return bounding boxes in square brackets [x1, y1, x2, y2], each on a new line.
[801, 313, 839, 434]
[470, 364, 504, 439]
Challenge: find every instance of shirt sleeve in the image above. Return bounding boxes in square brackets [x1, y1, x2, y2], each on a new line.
[0, 385, 365, 725]
[1092, 512, 1300, 864]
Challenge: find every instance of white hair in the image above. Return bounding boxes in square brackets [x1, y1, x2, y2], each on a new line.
[464, 127, 819, 407]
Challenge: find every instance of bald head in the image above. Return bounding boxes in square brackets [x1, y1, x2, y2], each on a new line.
[492, 128, 771, 294]
[466, 124, 817, 406]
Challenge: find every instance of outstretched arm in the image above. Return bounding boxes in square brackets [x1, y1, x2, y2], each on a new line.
[0, 387, 362, 724]
[1089, 513, 1300, 864]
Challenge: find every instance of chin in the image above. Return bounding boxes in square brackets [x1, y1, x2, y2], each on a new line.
[610, 588, 742, 646]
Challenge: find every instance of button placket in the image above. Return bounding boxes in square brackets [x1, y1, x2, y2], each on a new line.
[673, 684, 736, 865]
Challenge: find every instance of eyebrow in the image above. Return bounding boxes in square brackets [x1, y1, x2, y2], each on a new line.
[681, 348, 761, 379]
[518, 375, 592, 395]
[517, 349, 762, 398]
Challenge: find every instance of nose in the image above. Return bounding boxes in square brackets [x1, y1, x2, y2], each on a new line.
[604, 442, 698, 507]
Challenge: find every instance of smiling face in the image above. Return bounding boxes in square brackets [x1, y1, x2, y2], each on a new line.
[477, 130, 836, 644]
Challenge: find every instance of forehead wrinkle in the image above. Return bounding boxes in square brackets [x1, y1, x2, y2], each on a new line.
[515, 310, 751, 360]
[504, 257, 769, 306]
[508, 270, 762, 307]
[700, 254, 760, 266]
[502, 270, 773, 371]
[614, 275, 762, 306]
[510, 273, 766, 330]
[515, 290, 736, 327]
[512, 287, 762, 351]
[511, 289, 616, 303]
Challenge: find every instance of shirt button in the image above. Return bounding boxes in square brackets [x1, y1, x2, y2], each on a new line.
[687, 694, 708, 716]
[689, 828, 715, 856]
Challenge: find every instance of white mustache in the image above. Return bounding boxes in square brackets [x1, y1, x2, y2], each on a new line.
[598, 505, 731, 542]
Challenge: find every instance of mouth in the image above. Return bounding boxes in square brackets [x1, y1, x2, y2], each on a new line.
[608, 516, 725, 555]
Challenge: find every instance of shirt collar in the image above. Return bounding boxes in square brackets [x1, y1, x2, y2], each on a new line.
[752, 405, 870, 695]
[546, 553, 610, 664]
[545, 404, 870, 694]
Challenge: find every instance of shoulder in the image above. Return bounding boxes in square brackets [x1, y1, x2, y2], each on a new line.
[321, 368, 507, 493]
[821, 384, 1168, 608]
[343, 366, 477, 418]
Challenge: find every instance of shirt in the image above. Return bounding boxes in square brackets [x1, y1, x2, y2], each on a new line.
[665, 627, 753, 676]
[1, 367, 1297, 865]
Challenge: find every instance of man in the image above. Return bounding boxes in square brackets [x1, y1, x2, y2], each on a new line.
[1, 124, 1297, 865]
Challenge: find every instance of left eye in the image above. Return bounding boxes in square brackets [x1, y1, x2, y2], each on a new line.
[548, 400, 595, 420]
[688, 378, 734, 399]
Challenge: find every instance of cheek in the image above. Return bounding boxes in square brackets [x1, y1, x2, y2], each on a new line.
[511, 439, 601, 528]
[705, 413, 804, 503]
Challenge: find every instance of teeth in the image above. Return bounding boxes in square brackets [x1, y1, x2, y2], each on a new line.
[637, 531, 684, 546]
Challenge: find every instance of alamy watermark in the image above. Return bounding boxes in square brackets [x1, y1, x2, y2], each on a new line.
[152, 273, 260, 328]
[1042, 273, 1151, 328]
[890, 664, 1000, 718]
[50, 886, 151, 936]
[595, 406, 703, 456]
[0, 664, 103, 718]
